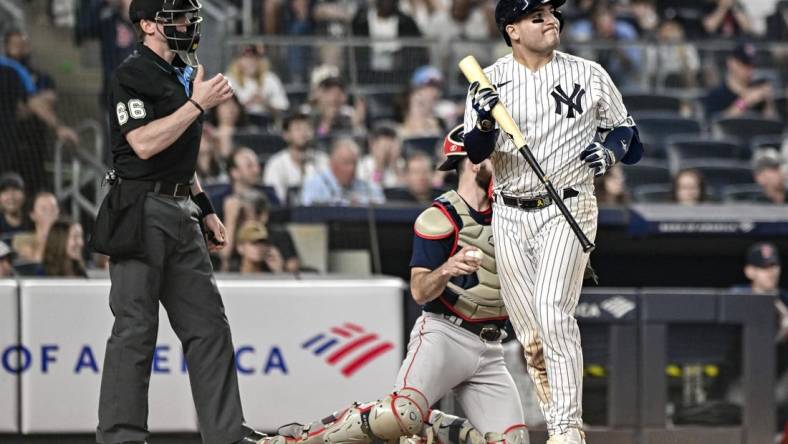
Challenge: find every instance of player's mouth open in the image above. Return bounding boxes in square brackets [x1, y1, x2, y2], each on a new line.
[543, 26, 558, 34]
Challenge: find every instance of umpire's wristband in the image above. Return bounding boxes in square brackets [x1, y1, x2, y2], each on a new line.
[192, 192, 215, 217]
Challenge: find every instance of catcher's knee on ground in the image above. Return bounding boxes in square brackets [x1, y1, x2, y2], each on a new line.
[260, 387, 429, 444]
[426, 411, 529, 444]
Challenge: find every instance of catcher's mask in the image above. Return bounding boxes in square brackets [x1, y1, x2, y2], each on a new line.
[157, 0, 202, 67]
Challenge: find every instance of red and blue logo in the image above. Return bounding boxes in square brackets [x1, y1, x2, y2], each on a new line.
[301, 323, 394, 378]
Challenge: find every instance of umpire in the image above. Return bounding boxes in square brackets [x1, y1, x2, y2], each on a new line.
[93, 0, 261, 443]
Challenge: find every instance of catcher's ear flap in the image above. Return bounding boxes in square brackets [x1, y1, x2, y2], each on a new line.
[621, 125, 644, 165]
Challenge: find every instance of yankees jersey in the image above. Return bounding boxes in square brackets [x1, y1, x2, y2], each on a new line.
[464, 51, 634, 197]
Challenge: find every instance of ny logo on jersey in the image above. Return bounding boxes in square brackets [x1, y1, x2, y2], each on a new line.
[551, 83, 586, 118]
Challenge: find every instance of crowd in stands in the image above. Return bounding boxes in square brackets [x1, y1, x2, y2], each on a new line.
[1, 0, 788, 276]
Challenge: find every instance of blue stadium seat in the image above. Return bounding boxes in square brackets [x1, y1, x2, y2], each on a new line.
[232, 131, 288, 161]
[679, 160, 754, 195]
[624, 93, 683, 115]
[402, 136, 441, 159]
[720, 184, 770, 203]
[623, 159, 671, 189]
[634, 113, 703, 159]
[665, 137, 748, 174]
[749, 134, 783, 153]
[711, 116, 783, 147]
[633, 183, 673, 203]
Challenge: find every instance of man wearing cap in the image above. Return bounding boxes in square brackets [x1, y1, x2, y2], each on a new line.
[0, 173, 33, 245]
[95, 0, 260, 442]
[254, 125, 531, 444]
[704, 42, 777, 118]
[234, 221, 284, 274]
[752, 150, 786, 204]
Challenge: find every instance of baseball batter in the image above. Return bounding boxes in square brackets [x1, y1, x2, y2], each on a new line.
[462, 1, 644, 443]
[255, 127, 529, 444]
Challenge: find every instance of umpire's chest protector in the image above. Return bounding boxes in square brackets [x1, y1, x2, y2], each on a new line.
[434, 191, 506, 320]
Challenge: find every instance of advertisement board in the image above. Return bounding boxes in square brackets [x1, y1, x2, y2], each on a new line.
[0, 280, 18, 432]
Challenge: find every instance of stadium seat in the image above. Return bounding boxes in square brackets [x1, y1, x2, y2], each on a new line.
[634, 113, 703, 159]
[665, 137, 748, 174]
[202, 183, 233, 220]
[232, 131, 288, 160]
[622, 159, 671, 189]
[720, 184, 770, 203]
[711, 116, 783, 146]
[679, 160, 754, 195]
[633, 183, 673, 203]
[402, 136, 441, 158]
[624, 94, 683, 115]
[365, 91, 400, 121]
[749, 134, 784, 153]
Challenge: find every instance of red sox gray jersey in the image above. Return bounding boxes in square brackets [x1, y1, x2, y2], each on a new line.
[463, 51, 633, 436]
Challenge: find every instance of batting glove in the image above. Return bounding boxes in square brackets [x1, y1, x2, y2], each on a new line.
[470, 81, 499, 132]
[579, 142, 615, 177]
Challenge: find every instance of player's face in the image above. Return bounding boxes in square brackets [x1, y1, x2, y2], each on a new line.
[508, 6, 561, 53]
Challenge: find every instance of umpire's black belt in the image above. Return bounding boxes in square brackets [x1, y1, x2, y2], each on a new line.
[499, 187, 579, 210]
[117, 178, 192, 198]
[437, 313, 505, 342]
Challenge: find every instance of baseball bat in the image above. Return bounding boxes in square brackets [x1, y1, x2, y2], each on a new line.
[458, 55, 595, 253]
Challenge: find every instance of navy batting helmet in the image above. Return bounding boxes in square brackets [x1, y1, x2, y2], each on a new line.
[495, 0, 566, 46]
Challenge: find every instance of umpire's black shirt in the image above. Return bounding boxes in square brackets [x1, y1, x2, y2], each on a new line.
[108, 44, 201, 182]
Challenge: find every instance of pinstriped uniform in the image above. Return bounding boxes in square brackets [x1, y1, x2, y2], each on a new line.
[463, 51, 630, 435]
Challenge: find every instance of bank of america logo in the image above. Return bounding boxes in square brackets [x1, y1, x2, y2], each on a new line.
[302, 323, 394, 377]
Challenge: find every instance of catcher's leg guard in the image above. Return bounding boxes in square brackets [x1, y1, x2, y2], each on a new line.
[485, 424, 530, 444]
[424, 410, 486, 444]
[259, 387, 430, 444]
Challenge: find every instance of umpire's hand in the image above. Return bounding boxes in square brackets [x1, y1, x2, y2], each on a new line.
[191, 65, 234, 111]
[440, 246, 483, 277]
[203, 213, 227, 252]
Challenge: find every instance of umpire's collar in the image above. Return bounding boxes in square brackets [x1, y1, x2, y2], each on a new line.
[137, 43, 177, 75]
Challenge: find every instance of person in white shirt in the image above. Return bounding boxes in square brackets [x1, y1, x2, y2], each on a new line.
[263, 113, 329, 204]
[226, 45, 289, 125]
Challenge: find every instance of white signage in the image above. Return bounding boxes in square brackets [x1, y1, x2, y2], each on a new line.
[11, 278, 405, 433]
[0, 280, 18, 432]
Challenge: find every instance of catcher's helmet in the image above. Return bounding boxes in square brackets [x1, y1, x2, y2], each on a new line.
[495, 0, 566, 46]
[437, 125, 466, 171]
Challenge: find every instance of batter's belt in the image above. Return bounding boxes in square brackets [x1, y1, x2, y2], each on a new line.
[498, 187, 579, 210]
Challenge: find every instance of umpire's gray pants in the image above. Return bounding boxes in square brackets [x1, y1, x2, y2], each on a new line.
[97, 193, 246, 444]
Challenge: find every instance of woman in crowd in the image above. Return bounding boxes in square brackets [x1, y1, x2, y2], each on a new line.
[42, 218, 86, 278]
[226, 45, 289, 127]
[672, 168, 708, 205]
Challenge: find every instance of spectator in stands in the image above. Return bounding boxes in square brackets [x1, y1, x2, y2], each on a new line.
[408, 65, 460, 130]
[570, 6, 642, 88]
[424, 0, 496, 41]
[671, 168, 708, 205]
[386, 152, 441, 204]
[196, 126, 228, 185]
[649, 19, 701, 88]
[357, 125, 404, 188]
[752, 150, 786, 204]
[302, 67, 366, 140]
[301, 137, 385, 206]
[704, 42, 777, 118]
[221, 147, 263, 268]
[208, 94, 249, 159]
[629, 0, 660, 37]
[278, 0, 315, 82]
[0, 173, 32, 244]
[1, 30, 79, 192]
[400, 0, 445, 32]
[595, 164, 630, 206]
[234, 221, 284, 273]
[351, 0, 425, 83]
[227, 45, 289, 126]
[241, 191, 301, 273]
[264, 112, 329, 203]
[0, 242, 13, 277]
[42, 218, 86, 278]
[702, 0, 752, 38]
[29, 191, 59, 262]
[98, 0, 135, 104]
[398, 80, 446, 139]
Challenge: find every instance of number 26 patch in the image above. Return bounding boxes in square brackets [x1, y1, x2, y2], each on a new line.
[116, 99, 146, 125]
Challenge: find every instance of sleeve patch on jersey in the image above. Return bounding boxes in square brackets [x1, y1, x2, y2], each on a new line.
[116, 99, 147, 126]
[414, 207, 454, 239]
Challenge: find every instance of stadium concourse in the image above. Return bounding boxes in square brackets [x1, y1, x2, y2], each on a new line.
[0, 0, 787, 443]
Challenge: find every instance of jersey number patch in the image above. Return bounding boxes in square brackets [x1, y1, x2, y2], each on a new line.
[116, 99, 146, 125]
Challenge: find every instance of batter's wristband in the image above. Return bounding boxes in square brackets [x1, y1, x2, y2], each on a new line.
[188, 98, 205, 115]
[193, 192, 215, 217]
